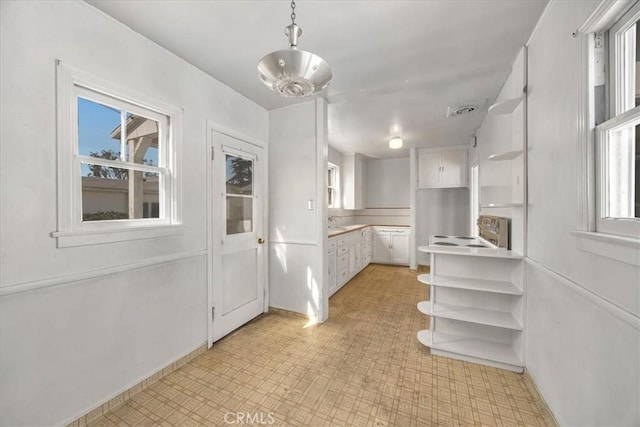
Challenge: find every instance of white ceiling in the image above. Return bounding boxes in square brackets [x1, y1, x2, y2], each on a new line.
[87, 0, 547, 159]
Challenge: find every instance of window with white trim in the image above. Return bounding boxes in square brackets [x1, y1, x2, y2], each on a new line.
[595, 2, 640, 238]
[54, 62, 182, 247]
[327, 163, 339, 208]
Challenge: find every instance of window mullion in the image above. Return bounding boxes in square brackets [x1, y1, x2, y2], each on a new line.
[120, 111, 127, 162]
[77, 155, 166, 174]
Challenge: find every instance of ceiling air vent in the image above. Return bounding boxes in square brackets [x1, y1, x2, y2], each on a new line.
[447, 105, 477, 118]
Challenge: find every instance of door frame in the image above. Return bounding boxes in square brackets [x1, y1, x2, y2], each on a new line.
[206, 121, 268, 348]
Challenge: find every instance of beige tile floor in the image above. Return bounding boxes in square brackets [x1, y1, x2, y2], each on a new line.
[89, 264, 556, 426]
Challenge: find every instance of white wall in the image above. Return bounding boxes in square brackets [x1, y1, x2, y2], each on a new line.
[475, 48, 526, 254]
[415, 188, 470, 265]
[0, 1, 268, 425]
[525, 1, 640, 425]
[268, 99, 327, 322]
[366, 157, 410, 208]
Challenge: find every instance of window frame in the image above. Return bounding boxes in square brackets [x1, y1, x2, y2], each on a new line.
[53, 61, 183, 247]
[575, 0, 640, 265]
[327, 163, 339, 208]
[595, 2, 640, 238]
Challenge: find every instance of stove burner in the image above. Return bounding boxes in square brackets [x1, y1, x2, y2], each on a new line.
[433, 235, 449, 238]
[456, 236, 475, 240]
[434, 242, 459, 246]
[466, 244, 487, 248]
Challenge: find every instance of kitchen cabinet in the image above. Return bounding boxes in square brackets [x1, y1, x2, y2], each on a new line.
[329, 226, 372, 296]
[418, 148, 468, 188]
[417, 242, 524, 373]
[327, 240, 337, 296]
[342, 153, 366, 209]
[372, 227, 410, 265]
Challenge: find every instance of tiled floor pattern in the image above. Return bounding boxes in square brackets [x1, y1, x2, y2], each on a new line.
[89, 264, 555, 426]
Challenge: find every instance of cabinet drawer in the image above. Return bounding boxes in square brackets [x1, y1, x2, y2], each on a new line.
[337, 246, 348, 256]
[362, 228, 372, 238]
[363, 242, 372, 254]
[328, 240, 337, 251]
[363, 254, 371, 265]
[336, 237, 348, 247]
[338, 267, 349, 283]
[337, 254, 349, 270]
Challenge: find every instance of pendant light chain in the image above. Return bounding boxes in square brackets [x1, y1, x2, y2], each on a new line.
[290, 0, 296, 25]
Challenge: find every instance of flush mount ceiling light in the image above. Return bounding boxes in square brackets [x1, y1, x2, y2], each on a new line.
[257, 0, 332, 98]
[389, 137, 403, 149]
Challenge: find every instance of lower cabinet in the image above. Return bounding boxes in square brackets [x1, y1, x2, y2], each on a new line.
[372, 227, 410, 265]
[329, 227, 372, 296]
[328, 243, 337, 296]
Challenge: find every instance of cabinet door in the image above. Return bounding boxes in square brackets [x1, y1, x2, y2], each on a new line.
[355, 241, 363, 271]
[328, 250, 337, 295]
[439, 150, 468, 187]
[390, 232, 410, 265]
[418, 153, 440, 188]
[348, 245, 357, 275]
[372, 231, 391, 263]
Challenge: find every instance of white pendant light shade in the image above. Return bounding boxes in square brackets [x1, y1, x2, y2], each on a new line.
[258, 46, 332, 98]
[389, 137, 403, 149]
[257, 2, 332, 98]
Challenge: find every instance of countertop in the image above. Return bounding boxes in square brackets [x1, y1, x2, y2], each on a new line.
[328, 224, 409, 237]
[417, 244, 522, 259]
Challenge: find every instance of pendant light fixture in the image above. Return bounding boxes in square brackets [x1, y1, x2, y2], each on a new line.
[257, 0, 332, 98]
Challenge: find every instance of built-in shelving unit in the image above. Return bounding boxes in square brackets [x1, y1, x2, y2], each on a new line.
[418, 274, 522, 295]
[417, 245, 525, 373]
[417, 300, 522, 330]
[481, 202, 523, 208]
[488, 97, 522, 115]
[416, 329, 523, 368]
[488, 150, 523, 161]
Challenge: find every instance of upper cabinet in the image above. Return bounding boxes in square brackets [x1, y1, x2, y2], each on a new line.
[418, 148, 468, 189]
[342, 153, 367, 209]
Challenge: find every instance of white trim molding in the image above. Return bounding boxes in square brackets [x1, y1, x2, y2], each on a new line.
[526, 257, 640, 330]
[54, 60, 184, 247]
[0, 249, 206, 297]
[572, 230, 640, 266]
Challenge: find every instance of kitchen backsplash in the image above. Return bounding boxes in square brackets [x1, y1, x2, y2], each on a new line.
[329, 208, 410, 226]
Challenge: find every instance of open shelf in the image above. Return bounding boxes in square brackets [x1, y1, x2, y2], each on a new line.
[417, 274, 522, 295]
[417, 330, 523, 368]
[417, 301, 522, 330]
[418, 245, 523, 259]
[488, 97, 522, 115]
[481, 202, 523, 208]
[488, 150, 523, 161]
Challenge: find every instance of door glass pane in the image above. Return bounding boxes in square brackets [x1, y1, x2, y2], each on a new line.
[226, 155, 253, 195]
[227, 196, 253, 235]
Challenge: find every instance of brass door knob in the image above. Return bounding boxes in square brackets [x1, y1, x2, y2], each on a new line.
[258, 238, 265, 244]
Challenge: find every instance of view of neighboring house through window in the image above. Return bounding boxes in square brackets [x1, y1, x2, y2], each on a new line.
[77, 93, 166, 222]
[328, 163, 338, 208]
[594, 2, 640, 237]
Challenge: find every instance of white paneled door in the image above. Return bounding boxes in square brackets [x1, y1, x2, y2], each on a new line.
[209, 129, 266, 346]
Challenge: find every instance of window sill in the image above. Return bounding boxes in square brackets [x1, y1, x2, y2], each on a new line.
[52, 224, 185, 248]
[571, 231, 640, 266]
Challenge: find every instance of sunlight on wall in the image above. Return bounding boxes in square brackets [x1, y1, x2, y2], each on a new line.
[304, 266, 320, 328]
[273, 228, 287, 274]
